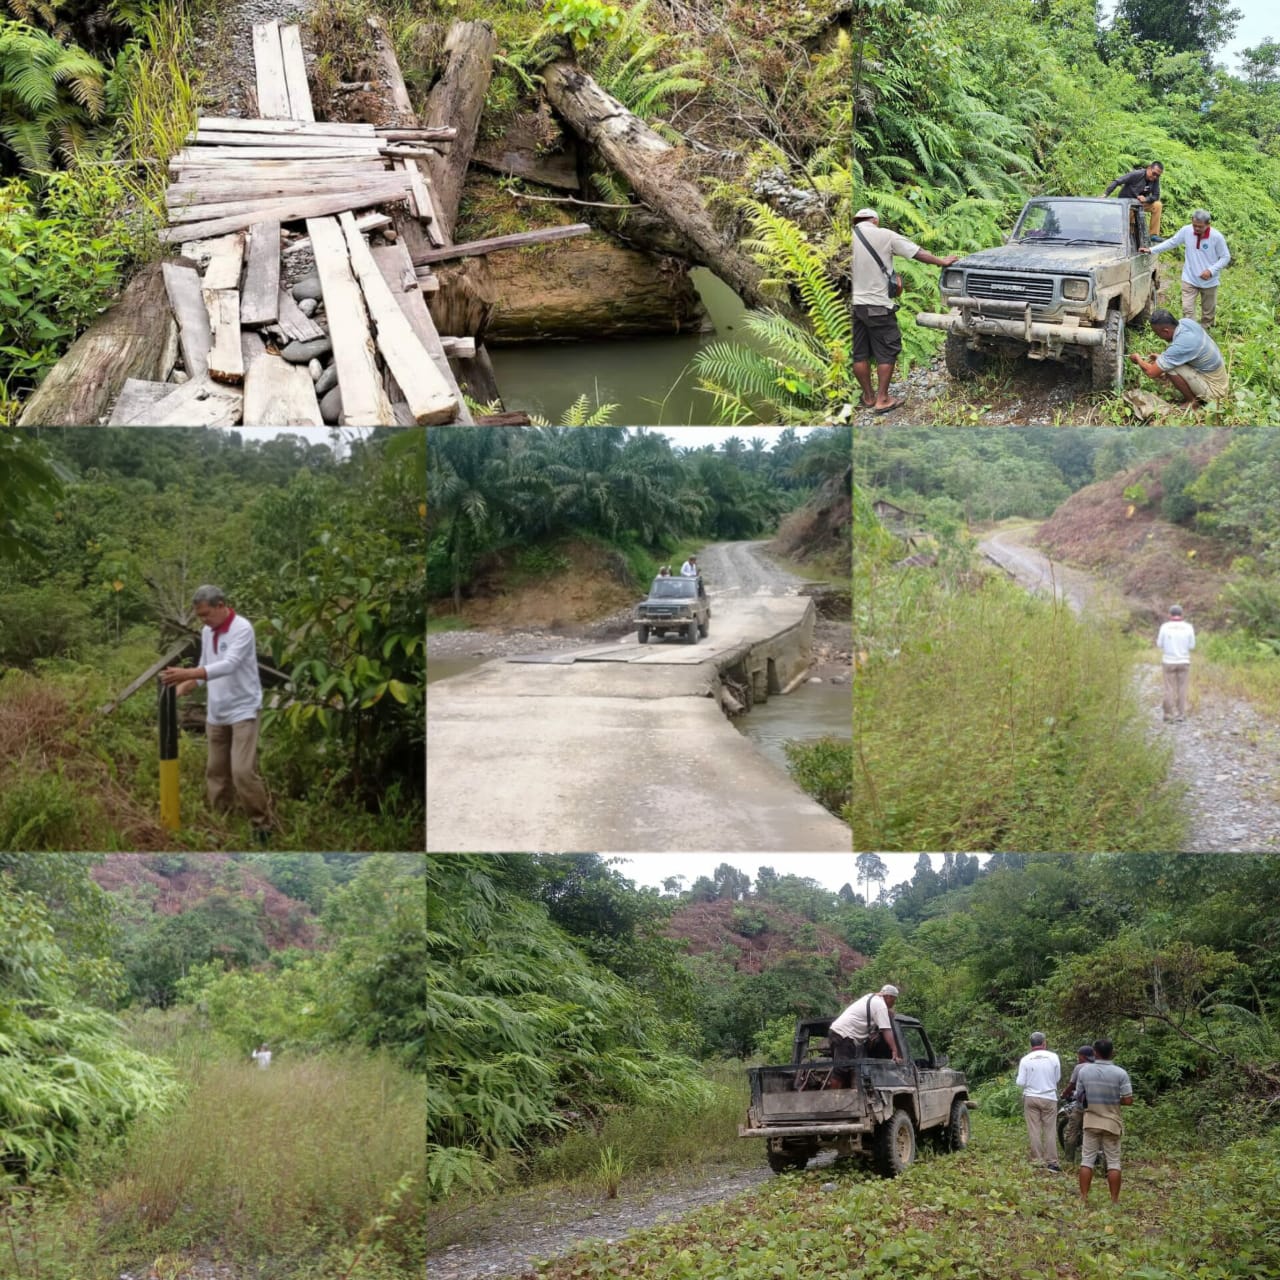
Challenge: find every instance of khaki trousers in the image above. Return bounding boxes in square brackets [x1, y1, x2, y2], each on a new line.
[1162, 663, 1190, 721]
[1181, 281, 1218, 327]
[1024, 1096, 1058, 1165]
[1145, 199, 1162, 236]
[206, 718, 271, 828]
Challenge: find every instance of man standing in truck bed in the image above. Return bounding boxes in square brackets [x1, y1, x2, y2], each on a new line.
[828, 984, 903, 1064]
[1104, 161, 1164, 236]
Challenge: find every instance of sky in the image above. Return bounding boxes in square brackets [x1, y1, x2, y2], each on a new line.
[1098, 0, 1276, 72]
[607, 853, 989, 895]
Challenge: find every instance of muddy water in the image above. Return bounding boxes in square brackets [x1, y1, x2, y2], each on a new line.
[426, 657, 485, 685]
[733, 679, 852, 773]
[486, 269, 751, 425]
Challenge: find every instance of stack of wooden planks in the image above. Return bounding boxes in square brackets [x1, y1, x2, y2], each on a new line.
[114, 19, 467, 426]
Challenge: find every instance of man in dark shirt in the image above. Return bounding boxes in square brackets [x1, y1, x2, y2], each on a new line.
[1104, 161, 1164, 236]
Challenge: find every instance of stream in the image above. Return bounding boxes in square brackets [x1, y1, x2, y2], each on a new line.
[487, 269, 750, 425]
[733, 679, 851, 773]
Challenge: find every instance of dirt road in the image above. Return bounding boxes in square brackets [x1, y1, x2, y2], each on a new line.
[981, 522, 1280, 852]
[695, 540, 809, 597]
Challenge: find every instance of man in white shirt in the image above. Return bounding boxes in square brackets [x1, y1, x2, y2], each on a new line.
[1016, 1031, 1061, 1170]
[828, 984, 902, 1063]
[1155, 604, 1196, 723]
[1140, 209, 1231, 328]
[161, 584, 271, 840]
[680, 556, 698, 577]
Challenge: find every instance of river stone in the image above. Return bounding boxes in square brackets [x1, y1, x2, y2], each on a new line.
[291, 272, 323, 302]
[307, 358, 323, 382]
[297, 296, 319, 316]
[808, 676, 823, 683]
[315, 363, 339, 395]
[281, 336, 332, 364]
[319, 385, 343, 424]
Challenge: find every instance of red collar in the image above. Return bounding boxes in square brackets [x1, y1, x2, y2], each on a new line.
[210, 609, 236, 652]
[1194, 227, 1211, 247]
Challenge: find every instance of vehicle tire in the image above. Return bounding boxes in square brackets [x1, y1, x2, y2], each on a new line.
[872, 1109, 917, 1178]
[637, 625, 649, 645]
[944, 334, 988, 381]
[1058, 1109, 1082, 1163]
[687, 619, 699, 644]
[699, 616, 710, 638]
[1090, 307, 1125, 393]
[944, 1098, 970, 1152]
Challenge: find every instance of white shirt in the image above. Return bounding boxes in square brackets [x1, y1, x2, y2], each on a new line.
[1148, 224, 1231, 288]
[1156, 619, 1196, 665]
[1016, 1047, 1061, 1099]
[830, 993, 892, 1041]
[680, 561, 697, 577]
[198, 613, 263, 725]
[252, 1049, 272, 1069]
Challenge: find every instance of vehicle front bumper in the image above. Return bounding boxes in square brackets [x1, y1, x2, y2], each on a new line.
[916, 296, 1105, 347]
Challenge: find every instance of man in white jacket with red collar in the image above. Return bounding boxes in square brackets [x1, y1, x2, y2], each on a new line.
[161, 584, 271, 841]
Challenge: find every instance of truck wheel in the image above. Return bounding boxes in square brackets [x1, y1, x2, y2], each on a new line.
[944, 334, 987, 381]
[637, 625, 649, 645]
[873, 1109, 917, 1177]
[944, 1098, 970, 1152]
[686, 619, 699, 644]
[1091, 308, 1125, 394]
[699, 616, 709, 638]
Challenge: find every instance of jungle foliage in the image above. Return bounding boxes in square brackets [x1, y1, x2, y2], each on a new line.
[856, 0, 1280, 419]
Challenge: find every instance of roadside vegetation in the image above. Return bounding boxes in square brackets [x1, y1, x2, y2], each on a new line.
[0, 854, 425, 1279]
[859, 0, 1280, 422]
[0, 430, 423, 852]
[428, 853, 1280, 1272]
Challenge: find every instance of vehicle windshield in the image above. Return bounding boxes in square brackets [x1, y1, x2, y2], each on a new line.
[1013, 202, 1123, 246]
[651, 578, 697, 598]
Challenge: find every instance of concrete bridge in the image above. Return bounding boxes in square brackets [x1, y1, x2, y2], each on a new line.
[427, 570, 852, 853]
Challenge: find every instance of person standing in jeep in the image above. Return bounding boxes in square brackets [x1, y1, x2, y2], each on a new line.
[853, 209, 959, 416]
[828, 984, 903, 1063]
[1104, 161, 1164, 236]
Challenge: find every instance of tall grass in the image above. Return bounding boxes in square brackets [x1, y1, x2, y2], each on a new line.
[853, 574, 1186, 851]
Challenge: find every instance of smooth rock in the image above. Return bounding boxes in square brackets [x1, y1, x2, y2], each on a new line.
[308, 358, 323, 382]
[291, 272, 323, 302]
[171, 370, 189, 385]
[808, 676, 823, 684]
[821, 1181, 838, 1192]
[315, 363, 339, 396]
[297, 297, 319, 316]
[281, 336, 332, 364]
[319, 385, 343, 424]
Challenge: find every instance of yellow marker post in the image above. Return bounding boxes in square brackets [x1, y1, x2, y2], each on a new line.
[159, 681, 180, 831]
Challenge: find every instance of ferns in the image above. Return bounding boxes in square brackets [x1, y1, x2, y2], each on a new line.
[590, 2, 704, 131]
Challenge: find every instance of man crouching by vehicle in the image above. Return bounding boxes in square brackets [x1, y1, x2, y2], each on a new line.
[1128, 308, 1229, 409]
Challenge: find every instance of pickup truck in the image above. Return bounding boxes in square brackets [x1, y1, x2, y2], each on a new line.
[739, 1015, 975, 1176]
[634, 574, 711, 645]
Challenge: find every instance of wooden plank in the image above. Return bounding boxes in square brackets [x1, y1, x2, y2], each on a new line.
[97, 638, 197, 715]
[283, 211, 391, 255]
[195, 116, 376, 136]
[253, 21, 292, 119]
[413, 223, 591, 264]
[306, 216, 393, 426]
[169, 177, 384, 204]
[383, 127, 457, 142]
[419, 273, 439, 294]
[280, 25, 316, 122]
[339, 211, 457, 424]
[240, 221, 281, 326]
[401, 159, 432, 223]
[439, 337, 476, 359]
[205, 289, 244, 384]
[132, 377, 243, 426]
[158, 175, 414, 243]
[172, 157, 388, 174]
[241, 329, 268, 372]
[191, 131, 380, 151]
[243, 353, 324, 425]
[162, 261, 211, 380]
[372, 240, 471, 423]
[107, 378, 175, 425]
[201, 233, 244, 290]
[274, 289, 325, 342]
[174, 146, 380, 163]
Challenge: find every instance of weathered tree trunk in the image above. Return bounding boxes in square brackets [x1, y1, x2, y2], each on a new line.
[542, 63, 770, 312]
[423, 20, 498, 245]
[18, 264, 176, 426]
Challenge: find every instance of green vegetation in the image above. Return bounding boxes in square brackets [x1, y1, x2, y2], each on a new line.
[0, 430, 423, 851]
[859, 0, 1280, 421]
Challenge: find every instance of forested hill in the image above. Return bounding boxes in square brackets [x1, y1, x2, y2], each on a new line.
[858, 0, 1280, 421]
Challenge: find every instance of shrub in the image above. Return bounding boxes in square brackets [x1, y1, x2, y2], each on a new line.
[784, 736, 853, 819]
[0, 581, 94, 665]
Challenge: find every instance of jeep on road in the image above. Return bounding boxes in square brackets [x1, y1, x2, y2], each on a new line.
[915, 196, 1158, 392]
[739, 1015, 974, 1176]
[635, 575, 710, 645]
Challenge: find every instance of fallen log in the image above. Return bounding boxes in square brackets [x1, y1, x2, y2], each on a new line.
[412, 223, 592, 265]
[17, 263, 175, 426]
[473, 411, 531, 425]
[423, 20, 497, 244]
[542, 62, 770, 311]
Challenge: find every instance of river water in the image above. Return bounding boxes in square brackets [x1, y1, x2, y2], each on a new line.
[732, 679, 852, 773]
[486, 269, 751, 426]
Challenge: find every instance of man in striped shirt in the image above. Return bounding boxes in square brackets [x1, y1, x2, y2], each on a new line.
[1075, 1038, 1134, 1203]
[1128, 309, 1229, 408]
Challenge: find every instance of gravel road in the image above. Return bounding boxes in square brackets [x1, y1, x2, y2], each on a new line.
[981, 522, 1280, 852]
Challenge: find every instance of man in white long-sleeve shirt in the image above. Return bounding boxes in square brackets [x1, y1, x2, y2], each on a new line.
[1155, 603, 1196, 723]
[160, 584, 271, 839]
[1141, 209, 1231, 328]
[1016, 1031, 1061, 1171]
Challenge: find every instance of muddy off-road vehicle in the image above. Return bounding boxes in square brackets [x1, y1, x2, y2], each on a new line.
[740, 1015, 975, 1176]
[916, 196, 1158, 392]
[634, 575, 710, 644]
